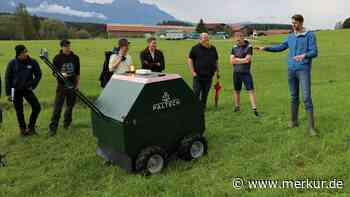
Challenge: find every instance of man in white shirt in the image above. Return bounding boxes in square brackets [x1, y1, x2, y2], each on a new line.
[109, 38, 134, 74]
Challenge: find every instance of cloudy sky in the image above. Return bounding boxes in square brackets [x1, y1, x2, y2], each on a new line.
[86, 0, 348, 29]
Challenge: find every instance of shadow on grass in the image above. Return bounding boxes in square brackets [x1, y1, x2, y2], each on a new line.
[71, 122, 92, 131]
[313, 79, 350, 86]
[0, 95, 100, 110]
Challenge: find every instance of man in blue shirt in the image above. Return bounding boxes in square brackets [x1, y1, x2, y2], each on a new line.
[258, 14, 318, 136]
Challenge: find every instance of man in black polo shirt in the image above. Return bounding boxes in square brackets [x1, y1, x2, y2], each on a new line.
[188, 33, 219, 110]
[230, 32, 258, 116]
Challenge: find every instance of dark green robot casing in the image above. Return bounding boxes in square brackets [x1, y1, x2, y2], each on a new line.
[91, 74, 205, 171]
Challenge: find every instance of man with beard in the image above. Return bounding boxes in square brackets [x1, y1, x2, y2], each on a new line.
[188, 33, 219, 110]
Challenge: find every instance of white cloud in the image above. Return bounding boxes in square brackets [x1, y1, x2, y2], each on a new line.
[9, 1, 16, 7]
[84, 0, 114, 4]
[28, 2, 107, 19]
[140, 0, 350, 29]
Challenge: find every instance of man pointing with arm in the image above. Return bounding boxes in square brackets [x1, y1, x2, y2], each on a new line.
[258, 14, 318, 136]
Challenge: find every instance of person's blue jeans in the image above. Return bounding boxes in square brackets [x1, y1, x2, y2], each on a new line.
[288, 69, 313, 112]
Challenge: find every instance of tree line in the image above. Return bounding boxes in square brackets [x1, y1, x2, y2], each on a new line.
[0, 3, 107, 40]
[157, 20, 194, 27]
[335, 18, 350, 29]
[195, 19, 292, 36]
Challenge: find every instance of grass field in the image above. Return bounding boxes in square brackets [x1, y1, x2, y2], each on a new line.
[1, 29, 350, 197]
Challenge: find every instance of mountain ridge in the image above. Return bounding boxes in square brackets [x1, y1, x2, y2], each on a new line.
[0, 0, 177, 24]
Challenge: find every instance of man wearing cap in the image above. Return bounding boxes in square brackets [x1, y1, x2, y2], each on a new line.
[188, 33, 219, 110]
[48, 40, 80, 137]
[140, 37, 165, 72]
[109, 38, 134, 74]
[5, 45, 42, 137]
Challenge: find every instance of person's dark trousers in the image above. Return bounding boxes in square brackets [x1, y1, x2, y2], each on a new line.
[193, 76, 213, 109]
[49, 85, 77, 131]
[13, 90, 41, 130]
[0, 106, 3, 125]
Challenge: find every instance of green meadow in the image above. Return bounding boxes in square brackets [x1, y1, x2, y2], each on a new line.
[0, 29, 350, 197]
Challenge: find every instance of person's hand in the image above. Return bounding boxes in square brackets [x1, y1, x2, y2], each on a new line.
[293, 54, 306, 62]
[155, 63, 161, 67]
[243, 58, 251, 64]
[192, 71, 197, 77]
[75, 84, 80, 90]
[255, 46, 265, 51]
[62, 73, 68, 78]
[117, 54, 126, 62]
[7, 96, 13, 102]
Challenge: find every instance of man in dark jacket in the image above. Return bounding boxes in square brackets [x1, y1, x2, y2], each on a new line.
[140, 37, 165, 72]
[188, 33, 219, 110]
[0, 76, 2, 125]
[5, 45, 42, 136]
[48, 40, 80, 137]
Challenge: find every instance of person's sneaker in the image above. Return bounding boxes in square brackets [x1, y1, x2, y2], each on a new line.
[309, 128, 318, 137]
[20, 128, 29, 137]
[104, 161, 113, 166]
[48, 127, 57, 137]
[27, 128, 38, 136]
[234, 106, 241, 112]
[288, 121, 299, 128]
[253, 108, 259, 117]
[63, 123, 70, 130]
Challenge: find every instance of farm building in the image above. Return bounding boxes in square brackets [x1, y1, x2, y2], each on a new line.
[204, 23, 228, 33]
[257, 29, 291, 36]
[165, 30, 187, 40]
[234, 24, 292, 36]
[106, 23, 291, 38]
[106, 24, 195, 38]
[205, 23, 292, 36]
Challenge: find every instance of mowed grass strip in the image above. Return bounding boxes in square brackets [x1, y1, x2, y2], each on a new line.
[0, 29, 350, 197]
